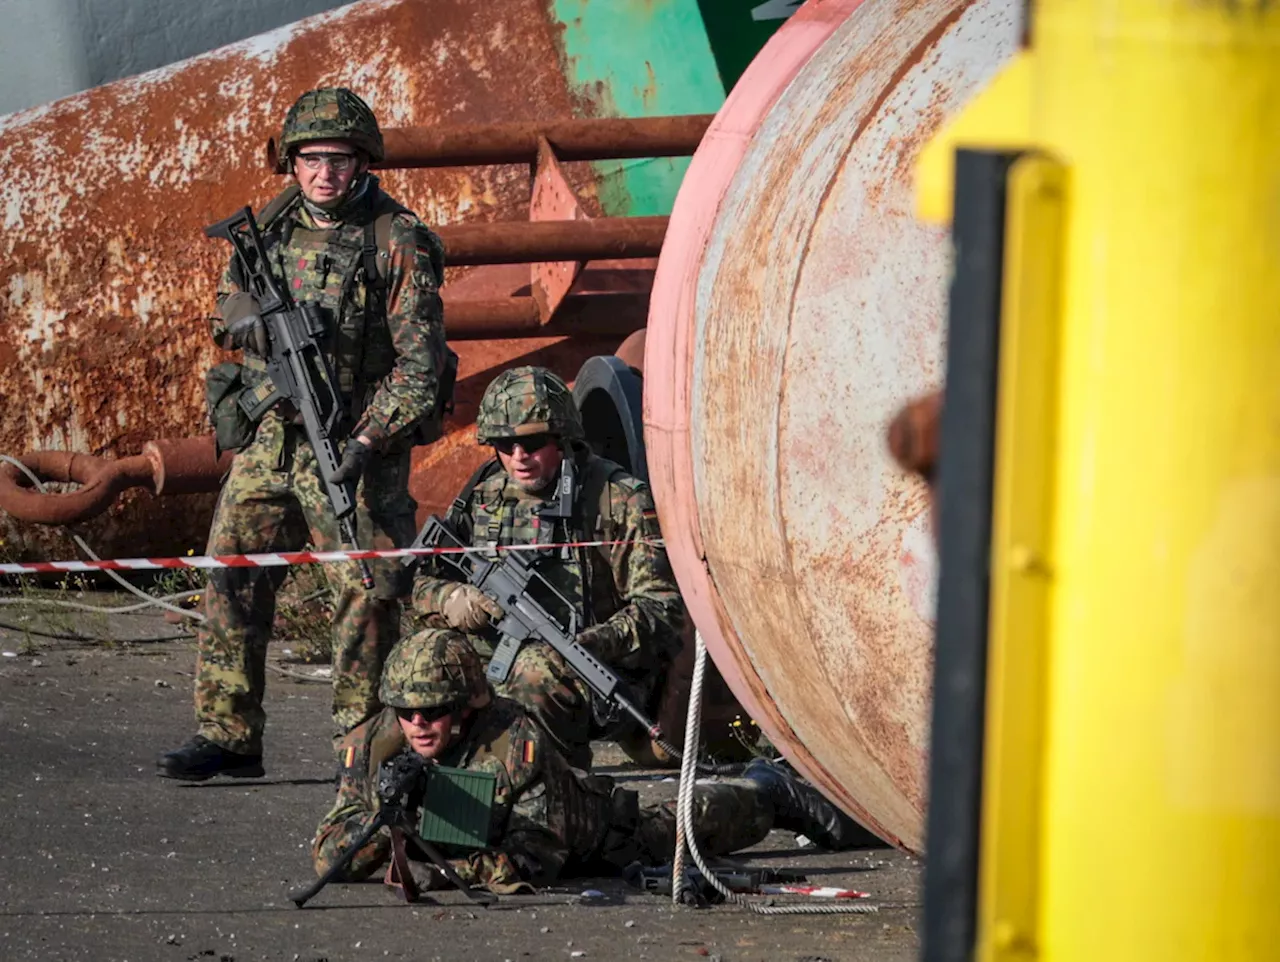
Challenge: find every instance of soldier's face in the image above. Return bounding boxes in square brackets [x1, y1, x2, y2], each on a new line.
[395, 707, 455, 759]
[495, 434, 562, 493]
[292, 139, 367, 207]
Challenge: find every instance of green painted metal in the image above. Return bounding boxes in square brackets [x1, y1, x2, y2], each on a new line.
[697, 0, 800, 91]
[552, 0, 730, 216]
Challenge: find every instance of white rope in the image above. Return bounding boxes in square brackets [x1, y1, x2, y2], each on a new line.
[671, 628, 708, 904]
[672, 630, 880, 916]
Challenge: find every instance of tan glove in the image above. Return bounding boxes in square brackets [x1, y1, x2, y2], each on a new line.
[441, 584, 504, 632]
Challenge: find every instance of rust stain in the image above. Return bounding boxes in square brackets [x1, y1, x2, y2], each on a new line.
[0, 0, 630, 561]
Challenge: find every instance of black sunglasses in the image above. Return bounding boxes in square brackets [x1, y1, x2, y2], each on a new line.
[394, 704, 455, 723]
[492, 434, 556, 456]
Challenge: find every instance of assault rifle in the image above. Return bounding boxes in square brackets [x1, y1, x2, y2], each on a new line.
[406, 515, 670, 744]
[203, 206, 374, 590]
[290, 752, 498, 908]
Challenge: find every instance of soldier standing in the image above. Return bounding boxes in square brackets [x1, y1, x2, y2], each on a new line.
[158, 88, 449, 781]
[408, 366, 684, 770]
[312, 631, 874, 893]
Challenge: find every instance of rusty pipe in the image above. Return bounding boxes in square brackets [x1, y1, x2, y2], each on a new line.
[267, 115, 715, 172]
[443, 291, 649, 340]
[0, 437, 233, 525]
[436, 216, 667, 266]
[143, 436, 235, 496]
[0, 451, 157, 525]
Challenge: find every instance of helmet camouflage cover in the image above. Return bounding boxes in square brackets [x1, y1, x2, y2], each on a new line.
[379, 631, 491, 712]
[275, 87, 385, 173]
[475, 365, 584, 444]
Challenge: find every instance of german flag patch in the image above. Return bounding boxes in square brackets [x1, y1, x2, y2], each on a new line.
[343, 746, 356, 769]
[522, 740, 536, 765]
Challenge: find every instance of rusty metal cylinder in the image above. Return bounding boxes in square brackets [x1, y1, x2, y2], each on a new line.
[644, 0, 1021, 853]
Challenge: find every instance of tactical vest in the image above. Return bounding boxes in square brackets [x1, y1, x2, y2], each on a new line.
[235, 183, 410, 421]
[448, 452, 630, 630]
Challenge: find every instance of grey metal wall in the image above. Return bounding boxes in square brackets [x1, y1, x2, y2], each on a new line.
[0, 0, 349, 116]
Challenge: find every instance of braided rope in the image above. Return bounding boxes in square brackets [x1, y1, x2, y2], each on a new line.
[672, 630, 880, 916]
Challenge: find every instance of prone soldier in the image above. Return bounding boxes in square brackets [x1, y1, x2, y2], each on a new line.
[158, 87, 449, 780]
[311, 631, 876, 895]
[407, 366, 684, 770]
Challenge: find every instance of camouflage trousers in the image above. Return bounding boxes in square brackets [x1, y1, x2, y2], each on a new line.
[194, 414, 417, 755]
[598, 778, 776, 869]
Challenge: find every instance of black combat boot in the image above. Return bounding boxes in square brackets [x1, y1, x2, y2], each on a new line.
[156, 735, 264, 781]
[743, 758, 884, 850]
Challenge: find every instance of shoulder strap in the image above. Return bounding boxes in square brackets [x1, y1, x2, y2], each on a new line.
[575, 455, 627, 541]
[448, 458, 503, 531]
[363, 193, 414, 291]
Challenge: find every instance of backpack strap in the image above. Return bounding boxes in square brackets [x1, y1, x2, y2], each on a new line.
[364, 195, 413, 291]
[574, 454, 627, 543]
[343, 193, 411, 419]
[449, 458, 504, 534]
[567, 454, 629, 626]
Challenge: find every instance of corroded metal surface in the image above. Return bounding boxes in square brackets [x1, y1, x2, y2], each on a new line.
[645, 0, 1019, 852]
[0, 0, 678, 560]
[268, 114, 716, 171]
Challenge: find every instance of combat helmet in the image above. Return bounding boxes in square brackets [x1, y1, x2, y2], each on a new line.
[379, 631, 491, 713]
[274, 87, 385, 173]
[475, 366, 584, 444]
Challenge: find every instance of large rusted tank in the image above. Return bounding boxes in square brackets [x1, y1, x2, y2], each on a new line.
[0, 0, 738, 561]
[645, 0, 1021, 852]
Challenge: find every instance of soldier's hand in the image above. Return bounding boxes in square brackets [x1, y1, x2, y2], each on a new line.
[227, 312, 269, 357]
[330, 437, 372, 484]
[442, 584, 504, 631]
[222, 292, 269, 356]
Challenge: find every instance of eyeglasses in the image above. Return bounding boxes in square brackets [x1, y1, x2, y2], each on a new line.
[296, 151, 359, 173]
[394, 705, 454, 724]
[492, 434, 556, 456]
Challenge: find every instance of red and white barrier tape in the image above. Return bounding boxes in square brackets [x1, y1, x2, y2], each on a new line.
[757, 885, 871, 899]
[0, 539, 663, 577]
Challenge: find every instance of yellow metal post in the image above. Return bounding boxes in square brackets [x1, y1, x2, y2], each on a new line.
[918, 0, 1280, 959]
[1034, 2, 1280, 957]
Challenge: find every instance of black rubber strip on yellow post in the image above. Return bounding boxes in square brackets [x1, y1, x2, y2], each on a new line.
[922, 148, 1025, 962]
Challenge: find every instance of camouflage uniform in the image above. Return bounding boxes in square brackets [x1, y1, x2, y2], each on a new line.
[190, 89, 447, 758]
[312, 630, 773, 893]
[409, 367, 684, 769]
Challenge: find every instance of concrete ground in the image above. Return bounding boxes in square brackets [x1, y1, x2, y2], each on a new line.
[0, 602, 922, 962]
